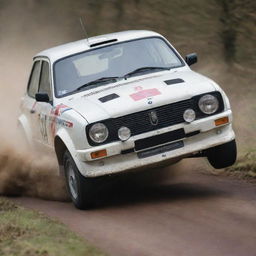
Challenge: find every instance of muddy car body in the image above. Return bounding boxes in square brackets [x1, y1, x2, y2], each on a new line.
[19, 30, 236, 208]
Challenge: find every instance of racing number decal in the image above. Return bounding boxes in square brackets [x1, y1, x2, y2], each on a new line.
[39, 113, 48, 143]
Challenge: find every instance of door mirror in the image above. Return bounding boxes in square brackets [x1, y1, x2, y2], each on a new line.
[185, 53, 198, 66]
[35, 92, 49, 103]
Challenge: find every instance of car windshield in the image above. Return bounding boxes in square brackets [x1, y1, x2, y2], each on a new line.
[54, 37, 184, 97]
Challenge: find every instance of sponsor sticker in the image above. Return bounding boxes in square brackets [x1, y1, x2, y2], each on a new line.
[130, 88, 161, 101]
[53, 104, 72, 116]
[50, 104, 72, 136]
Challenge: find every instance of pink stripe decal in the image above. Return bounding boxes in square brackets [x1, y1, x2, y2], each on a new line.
[130, 88, 161, 101]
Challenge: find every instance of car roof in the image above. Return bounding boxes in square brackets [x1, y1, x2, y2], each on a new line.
[35, 30, 162, 63]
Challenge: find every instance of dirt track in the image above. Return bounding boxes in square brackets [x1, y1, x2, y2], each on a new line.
[11, 163, 256, 256]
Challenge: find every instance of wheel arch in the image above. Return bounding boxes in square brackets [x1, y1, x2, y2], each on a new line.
[54, 129, 79, 175]
[54, 136, 67, 166]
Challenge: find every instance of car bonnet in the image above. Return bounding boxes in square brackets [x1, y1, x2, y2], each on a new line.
[64, 70, 216, 123]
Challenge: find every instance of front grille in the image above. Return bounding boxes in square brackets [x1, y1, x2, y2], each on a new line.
[135, 128, 185, 151]
[113, 99, 194, 136]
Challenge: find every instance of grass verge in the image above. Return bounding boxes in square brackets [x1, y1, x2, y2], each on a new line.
[0, 197, 106, 256]
[225, 149, 256, 181]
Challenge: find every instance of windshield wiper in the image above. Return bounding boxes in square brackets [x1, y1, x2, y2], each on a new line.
[75, 76, 121, 92]
[73, 67, 170, 93]
[123, 66, 171, 79]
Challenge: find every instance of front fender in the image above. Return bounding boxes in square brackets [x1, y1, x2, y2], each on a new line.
[55, 127, 88, 176]
[55, 128, 76, 161]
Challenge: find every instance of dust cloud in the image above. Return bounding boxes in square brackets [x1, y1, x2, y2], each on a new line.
[0, 0, 72, 201]
[0, 147, 69, 201]
[0, 61, 69, 201]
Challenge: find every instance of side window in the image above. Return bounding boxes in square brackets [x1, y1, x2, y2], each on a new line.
[27, 61, 41, 98]
[39, 61, 52, 101]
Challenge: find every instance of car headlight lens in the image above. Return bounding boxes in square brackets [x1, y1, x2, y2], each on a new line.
[118, 126, 131, 141]
[89, 123, 109, 143]
[198, 94, 219, 114]
[183, 109, 196, 123]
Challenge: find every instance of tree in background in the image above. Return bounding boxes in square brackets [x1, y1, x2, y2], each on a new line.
[217, 0, 256, 63]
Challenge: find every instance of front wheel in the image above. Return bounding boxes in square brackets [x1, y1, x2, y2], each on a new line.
[63, 151, 95, 209]
[206, 139, 237, 169]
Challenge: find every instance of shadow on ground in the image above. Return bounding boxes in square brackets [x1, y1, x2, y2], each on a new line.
[91, 167, 226, 209]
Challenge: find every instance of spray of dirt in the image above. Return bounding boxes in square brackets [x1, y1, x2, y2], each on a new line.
[0, 0, 74, 201]
[0, 147, 69, 201]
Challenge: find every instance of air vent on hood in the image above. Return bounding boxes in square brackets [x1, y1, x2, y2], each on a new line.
[164, 78, 184, 85]
[99, 93, 120, 103]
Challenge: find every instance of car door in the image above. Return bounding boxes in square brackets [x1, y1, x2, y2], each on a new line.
[36, 59, 54, 147]
[22, 60, 42, 143]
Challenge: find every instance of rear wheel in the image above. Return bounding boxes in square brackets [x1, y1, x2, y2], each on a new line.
[63, 151, 95, 209]
[206, 139, 237, 169]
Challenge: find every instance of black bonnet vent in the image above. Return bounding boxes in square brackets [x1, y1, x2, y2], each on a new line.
[99, 93, 120, 103]
[90, 39, 117, 47]
[164, 78, 185, 85]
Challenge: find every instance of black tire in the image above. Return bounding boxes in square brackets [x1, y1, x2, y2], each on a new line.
[63, 150, 95, 209]
[206, 139, 237, 169]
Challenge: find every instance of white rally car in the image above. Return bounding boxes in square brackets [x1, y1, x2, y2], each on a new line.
[19, 30, 236, 209]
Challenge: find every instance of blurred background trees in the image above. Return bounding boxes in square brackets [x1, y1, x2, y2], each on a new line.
[0, 0, 255, 67]
[217, 0, 256, 62]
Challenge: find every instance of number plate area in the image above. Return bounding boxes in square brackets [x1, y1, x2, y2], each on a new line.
[137, 140, 184, 159]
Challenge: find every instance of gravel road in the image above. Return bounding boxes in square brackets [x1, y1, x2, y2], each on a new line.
[12, 161, 256, 256]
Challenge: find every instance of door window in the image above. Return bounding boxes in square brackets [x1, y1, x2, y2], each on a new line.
[39, 61, 52, 101]
[27, 61, 41, 98]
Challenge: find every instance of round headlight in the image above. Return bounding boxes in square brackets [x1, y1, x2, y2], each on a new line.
[198, 94, 219, 114]
[89, 123, 109, 143]
[118, 126, 131, 141]
[183, 109, 196, 123]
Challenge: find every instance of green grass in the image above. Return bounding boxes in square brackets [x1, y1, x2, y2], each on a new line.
[0, 198, 106, 256]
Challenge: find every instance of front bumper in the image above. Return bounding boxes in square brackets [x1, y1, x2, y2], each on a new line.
[75, 110, 235, 177]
